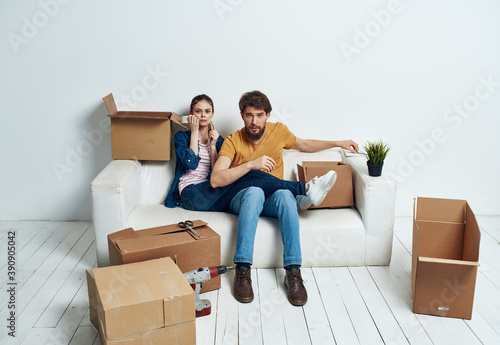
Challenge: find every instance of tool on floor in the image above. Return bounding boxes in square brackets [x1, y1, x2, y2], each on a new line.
[184, 265, 233, 317]
[178, 220, 200, 237]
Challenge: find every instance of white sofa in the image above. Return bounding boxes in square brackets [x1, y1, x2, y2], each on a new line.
[91, 149, 397, 268]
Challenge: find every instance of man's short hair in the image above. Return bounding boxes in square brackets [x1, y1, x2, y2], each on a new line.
[239, 90, 272, 114]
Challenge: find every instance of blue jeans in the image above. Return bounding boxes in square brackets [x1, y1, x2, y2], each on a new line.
[230, 187, 302, 267]
[180, 170, 306, 212]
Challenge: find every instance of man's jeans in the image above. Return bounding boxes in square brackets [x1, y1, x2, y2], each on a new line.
[230, 187, 302, 267]
[181, 170, 306, 212]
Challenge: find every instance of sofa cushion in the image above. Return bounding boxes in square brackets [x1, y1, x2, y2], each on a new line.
[127, 204, 366, 267]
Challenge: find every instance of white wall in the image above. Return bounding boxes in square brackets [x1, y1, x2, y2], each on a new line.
[1, 0, 499, 220]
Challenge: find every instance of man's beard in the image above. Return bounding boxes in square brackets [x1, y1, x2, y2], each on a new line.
[245, 125, 266, 141]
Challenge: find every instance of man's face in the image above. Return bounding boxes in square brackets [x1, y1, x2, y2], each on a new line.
[241, 106, 270, 141]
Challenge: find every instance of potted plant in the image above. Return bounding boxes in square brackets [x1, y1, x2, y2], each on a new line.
[363, 139, 390, 177]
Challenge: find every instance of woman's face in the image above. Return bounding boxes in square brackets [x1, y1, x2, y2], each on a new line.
[191, 100, 214, 127]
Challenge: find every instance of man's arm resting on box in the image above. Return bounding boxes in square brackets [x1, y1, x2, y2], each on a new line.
[210, 155, 276, 188]
[292, 137, 359, 153]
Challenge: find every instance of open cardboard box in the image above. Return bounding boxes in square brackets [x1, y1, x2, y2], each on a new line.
[103, 93, 186, 161]
[297, 161, 353, 208]
[86, 257, 195, 344]
[412, 197, 481, 319]
[108, 220, 221, 292]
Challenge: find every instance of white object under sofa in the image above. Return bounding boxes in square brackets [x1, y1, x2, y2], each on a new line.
[91, 148, 397, 268]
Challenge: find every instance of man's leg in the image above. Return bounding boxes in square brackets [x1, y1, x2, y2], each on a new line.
[261, 189, 308, 306]
[230, 187, 265, 303]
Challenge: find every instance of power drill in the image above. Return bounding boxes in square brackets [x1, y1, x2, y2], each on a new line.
[183, 265, 231, 317]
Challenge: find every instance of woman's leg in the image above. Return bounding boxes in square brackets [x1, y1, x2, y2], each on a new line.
[208, 170, 307, 211]
[180, 170, 307, 212]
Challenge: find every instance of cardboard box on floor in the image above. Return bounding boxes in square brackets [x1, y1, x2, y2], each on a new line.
[102, 93, 186, 161]
[108, 220, 221, 292]
[297, 161, 354, 208]
[86, 257, 195, 345]
[412, 197, 481, 319]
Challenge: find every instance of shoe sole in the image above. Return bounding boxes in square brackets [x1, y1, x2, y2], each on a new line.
[298, 197, 313, 211]
[235, 295, 254, 303]
[310, 172, 337, 206]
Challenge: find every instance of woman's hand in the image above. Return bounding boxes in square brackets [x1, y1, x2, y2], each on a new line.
[209, 129, 219, 147]
[188, 115, 199, 133]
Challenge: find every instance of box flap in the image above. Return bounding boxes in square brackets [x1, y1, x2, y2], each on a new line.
[108, 228, 138, 243]
[462, 203, 481, 262]
[86, 270, 99, 330]
[415, 197, 466, 223]
[102, 93, 118, 115]
[109, 111, 173, 120]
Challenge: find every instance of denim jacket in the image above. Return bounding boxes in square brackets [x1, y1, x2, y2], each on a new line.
[164, 130, 224, 208]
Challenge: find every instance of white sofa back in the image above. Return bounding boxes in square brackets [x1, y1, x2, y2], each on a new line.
[139, 148, 344, 205]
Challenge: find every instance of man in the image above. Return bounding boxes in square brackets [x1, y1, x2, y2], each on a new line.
[211, 91, 358, 306]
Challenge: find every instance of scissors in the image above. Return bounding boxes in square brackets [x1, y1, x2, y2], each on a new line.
[178, 220, 200, 238]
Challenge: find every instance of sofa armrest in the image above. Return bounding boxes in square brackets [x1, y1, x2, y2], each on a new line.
[342, 151, 397, 264]
[90, 160, 142, 267]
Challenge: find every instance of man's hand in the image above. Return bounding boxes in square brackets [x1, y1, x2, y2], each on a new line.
[248, 155, 276, 172]
[337, 140, 359, 153]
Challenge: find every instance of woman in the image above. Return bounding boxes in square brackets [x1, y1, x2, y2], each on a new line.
[164, 94, 333, 211]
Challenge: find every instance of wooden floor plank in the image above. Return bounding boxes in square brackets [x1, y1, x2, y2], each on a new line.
[214, 267, 239, 345]
[275, 268, 311, 345]
[20, 222, 79, 271]
[330, 267, 383, 345]
[313, 267, 359, 345]
[238, 268, 264, 345]
[350, 266, 409, 344]
[478, 216, 500, 241]
[300, 268, 335, 345]
[44, 279, 90, 345]
[368, 266, 433, 345]
[465, 303, 500, 345]
[16, 221, 62, 270]
[19, 327, 53, 345]
[35, 245, 96, 328]
[258, 268, 287, 345]
[68, 326, 99, 345]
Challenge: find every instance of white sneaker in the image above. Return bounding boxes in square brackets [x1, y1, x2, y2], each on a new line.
[296, 195, 313, 211]
[306, 170, 337, 207]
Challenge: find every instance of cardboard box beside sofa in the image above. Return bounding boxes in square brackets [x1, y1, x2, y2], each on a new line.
[297, 161, 354, 208]
[102, 93, 186, 161]
[108, 220, 221, 292]
[412, 197, 481, 319]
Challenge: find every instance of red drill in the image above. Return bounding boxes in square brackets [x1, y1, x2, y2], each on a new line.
[183, 265, 231, 317]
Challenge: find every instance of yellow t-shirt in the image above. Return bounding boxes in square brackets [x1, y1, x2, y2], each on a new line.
[218, 122, 296, 179]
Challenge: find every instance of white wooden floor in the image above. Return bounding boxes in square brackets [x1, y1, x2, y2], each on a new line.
[0, 217, 499, 345]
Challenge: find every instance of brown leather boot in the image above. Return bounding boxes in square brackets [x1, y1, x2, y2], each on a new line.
[284, 269, 308, 306]
[234, 266, 254, 303]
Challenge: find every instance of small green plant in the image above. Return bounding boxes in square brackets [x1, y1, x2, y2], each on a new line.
[364, 139, 390, 164]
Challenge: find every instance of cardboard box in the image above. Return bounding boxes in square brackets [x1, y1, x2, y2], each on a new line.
[108, 220, 221, 292]
[86, 257, 195, 344]
[297, 161, 354, 208]
[412, 197, 481, 319]
[103, 93, 186, 161]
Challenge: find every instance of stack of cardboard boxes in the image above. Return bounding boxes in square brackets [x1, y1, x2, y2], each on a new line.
[87, 257, 195, 345]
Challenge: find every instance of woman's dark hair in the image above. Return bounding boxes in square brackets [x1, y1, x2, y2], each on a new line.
[190, 94, 214, 113]
[239, 90, 272, 114]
